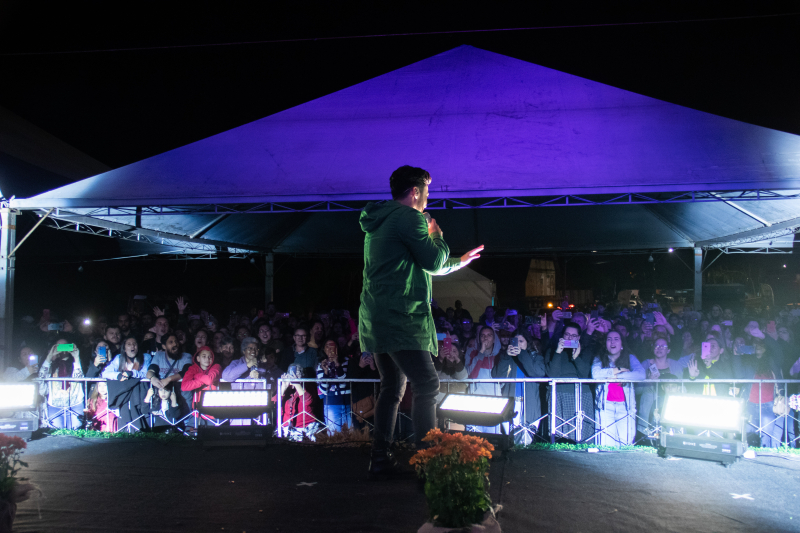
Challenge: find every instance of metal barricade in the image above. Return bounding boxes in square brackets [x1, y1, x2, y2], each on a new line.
[34, 376, 270, 436]
[30, 376, 800, 448]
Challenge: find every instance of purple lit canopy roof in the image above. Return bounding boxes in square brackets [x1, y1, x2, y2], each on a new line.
[10, 45, 800, 254]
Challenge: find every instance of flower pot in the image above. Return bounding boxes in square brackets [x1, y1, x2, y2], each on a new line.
[417, 506, 502, 533]
[0, 499, 16, 533]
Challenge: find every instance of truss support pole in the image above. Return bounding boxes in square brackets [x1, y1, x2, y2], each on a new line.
[694, 247, 703, 312]
[0, 208, 17, 370]
[265, 252, 274, 310]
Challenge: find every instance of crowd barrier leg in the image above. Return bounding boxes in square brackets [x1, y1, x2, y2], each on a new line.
[550, 381, 556, 445]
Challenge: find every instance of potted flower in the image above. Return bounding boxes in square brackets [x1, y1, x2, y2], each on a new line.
[410, 429, 501, 532]
[0, 434, 39, 532]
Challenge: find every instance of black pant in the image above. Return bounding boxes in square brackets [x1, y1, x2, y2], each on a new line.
[374, 350, 439, 448]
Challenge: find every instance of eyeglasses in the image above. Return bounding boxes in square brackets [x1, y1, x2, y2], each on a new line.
[654, 344, 668, 350]
[563, 334, 580, 340]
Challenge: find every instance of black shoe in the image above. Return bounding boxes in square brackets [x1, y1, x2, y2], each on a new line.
[368, 445, 399, 479]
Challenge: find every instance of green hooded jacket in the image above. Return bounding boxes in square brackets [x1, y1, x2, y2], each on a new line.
[358, 200, 462, 354]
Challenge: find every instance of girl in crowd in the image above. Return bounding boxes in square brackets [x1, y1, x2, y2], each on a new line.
[316, 339, 350, 433]
[103, 337, 151, 381]
[143, 382, 181, 427]
[85, 340, 112, 378]
[85, 381, 117, 432]
[545, 322, 594, 442]
[493, 332, 546, 443]
[181, 346, 222, 412]
[39, 342, 85, 429]
[591, 330, 645, 446]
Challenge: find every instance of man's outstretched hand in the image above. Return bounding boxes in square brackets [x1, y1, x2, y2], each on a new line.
[460, 245, 484, 266]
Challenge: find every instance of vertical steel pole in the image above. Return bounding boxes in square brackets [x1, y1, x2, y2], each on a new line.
[276, 378, 283, 438]
[576, 382, 582, 442]
[693, 247, 703, 312]
[0, 208, 17, 371]
[550, 381, 556, 444]
[264, 252, 274, 311]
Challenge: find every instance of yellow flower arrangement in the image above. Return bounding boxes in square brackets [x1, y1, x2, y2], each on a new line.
[410, 429, 494, 528]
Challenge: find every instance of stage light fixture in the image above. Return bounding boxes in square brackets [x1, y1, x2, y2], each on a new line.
[659, 394, 747, 464]
[668, 248, 674, 252]
[198, 390, 271, 419]
[661, 393, 743, 432]
[0, 384, 37, 411]
[438, 393, 514, 427]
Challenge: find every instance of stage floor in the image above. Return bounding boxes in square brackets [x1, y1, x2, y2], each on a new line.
[13, 435, 800, 532]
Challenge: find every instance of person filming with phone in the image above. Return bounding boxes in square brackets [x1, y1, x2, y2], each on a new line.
[39, 341, 85, 429]
[3, 346, 40, 382]
[359, 165, 484, 478]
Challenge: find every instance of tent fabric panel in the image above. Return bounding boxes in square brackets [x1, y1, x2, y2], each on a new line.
[13, 46, 800, 210]
[647, 203, 774, 242]
[268, 204, 692, 255]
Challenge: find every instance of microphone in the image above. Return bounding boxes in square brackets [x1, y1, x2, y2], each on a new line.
[423, 212, 432, 225]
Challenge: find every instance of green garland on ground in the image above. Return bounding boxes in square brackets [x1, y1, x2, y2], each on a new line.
[519, 442, 657, 453]
[519, 441, 800, 455]
[50, 429, 193, 443]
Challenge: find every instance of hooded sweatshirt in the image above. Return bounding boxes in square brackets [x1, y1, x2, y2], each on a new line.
[181, 346, 221, 407]
[358, 200, 462, 354]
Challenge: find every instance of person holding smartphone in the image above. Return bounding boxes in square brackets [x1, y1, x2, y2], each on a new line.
[493, 333, 546, 443]
[591, 331, 646, 446]
[359, 165, 483, 478]
[3, 346, 40, 382]
[103, 338, 151, 381]
[39, 341, 85, 429]
[545, 323, 594, 442]
[85, 341, 112, 378]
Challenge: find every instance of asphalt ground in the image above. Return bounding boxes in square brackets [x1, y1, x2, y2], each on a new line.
[12, 435, 800, 532]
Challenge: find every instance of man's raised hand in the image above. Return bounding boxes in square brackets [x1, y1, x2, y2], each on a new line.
[460, 245, 484, 266]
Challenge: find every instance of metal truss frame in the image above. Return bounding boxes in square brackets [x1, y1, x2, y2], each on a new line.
[35, 189, 800, 218]
[43, 216, 258, 255]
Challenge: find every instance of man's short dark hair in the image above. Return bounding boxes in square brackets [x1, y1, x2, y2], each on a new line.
[390, 165, 430, 200]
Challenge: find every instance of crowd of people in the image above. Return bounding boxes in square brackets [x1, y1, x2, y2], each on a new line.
[5, 296, 800, 448]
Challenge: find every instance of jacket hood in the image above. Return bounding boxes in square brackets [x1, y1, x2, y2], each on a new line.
[359, 201, 408, 233]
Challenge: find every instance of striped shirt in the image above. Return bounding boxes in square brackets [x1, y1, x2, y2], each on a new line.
[316, 358, 350, 399]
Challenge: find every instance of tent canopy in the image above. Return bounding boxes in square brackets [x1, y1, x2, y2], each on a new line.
[432, 267, 494, 320]
[9, 45, 800, 254]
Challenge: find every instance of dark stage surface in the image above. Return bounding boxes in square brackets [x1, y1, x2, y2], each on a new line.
[13, 436, 800, 532]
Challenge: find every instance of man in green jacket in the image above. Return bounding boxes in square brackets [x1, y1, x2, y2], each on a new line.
[359, 165, 483, 477]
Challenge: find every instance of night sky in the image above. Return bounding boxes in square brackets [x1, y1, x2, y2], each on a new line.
[1, 2, 798, 319]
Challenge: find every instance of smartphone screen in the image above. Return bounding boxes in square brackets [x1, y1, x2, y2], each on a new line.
[591, 310, 599, 319]
[29, 354, 38, 366]
[701, 342, 711, 358]
[436, 333, 447, 341]
[57, 343, 75, 352]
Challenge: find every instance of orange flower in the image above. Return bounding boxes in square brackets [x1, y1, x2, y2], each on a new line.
[410, 429, 494, 467]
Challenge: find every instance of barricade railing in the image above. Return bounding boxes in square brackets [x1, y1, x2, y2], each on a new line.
[276, 377, 800, 448]
[33, 377, 270, 436]
[28, 376, 800, 448]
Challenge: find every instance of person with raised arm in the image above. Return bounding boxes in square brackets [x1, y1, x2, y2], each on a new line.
[359, 165, 483, 478]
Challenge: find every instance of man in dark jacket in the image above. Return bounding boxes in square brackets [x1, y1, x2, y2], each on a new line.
[359, 165, 483, 477]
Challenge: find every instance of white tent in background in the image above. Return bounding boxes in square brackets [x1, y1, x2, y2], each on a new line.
[432, 267, 495, 320]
